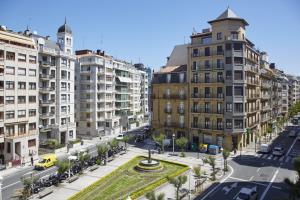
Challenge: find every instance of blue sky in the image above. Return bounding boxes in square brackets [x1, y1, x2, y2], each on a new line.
[1, 0, 300, 74]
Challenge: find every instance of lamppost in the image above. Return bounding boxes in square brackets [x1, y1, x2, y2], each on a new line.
[0, 176, 3, 200]
[188, 168, 191, 200]
[172, 133, 175, 155]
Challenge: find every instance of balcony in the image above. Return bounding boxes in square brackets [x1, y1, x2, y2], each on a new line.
[164, 107, 172, 113]
[191, 77, 224, 84]
[177, 107, 184, 114]
[40, 124, 55, 132]
[247, 94, 260, 100]
[164, 122, 185, 129]
[245, 64, 259, 74]
[247, 107, 260, 114]
[261, 83, 271, 89]
[261, 94, 270, 100]
[191, 107, 224, 114]
[163, 94, 186, 100]
[261, 116, 271, 123]
[39, 87, 55, 92]
[40, 112, 55, 118]
[191, 93, 224, 100]
[40, 74, 55, 80]
[191, 50, 224, 58]
[40, 99, 55, 105]
[261, 105, 271, 111]
[247, 79, 259, 86]
[190, 123, 224, 130]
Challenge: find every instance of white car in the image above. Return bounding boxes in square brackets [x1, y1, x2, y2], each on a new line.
[236, 186, 258, 200]
[272, 146, 285, 156]
[116, 134, 124, 140]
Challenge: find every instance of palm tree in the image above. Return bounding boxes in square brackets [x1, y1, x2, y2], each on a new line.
[108, 139, 119, 157]
[284, 157, 300, 200]
[97, 144, 108, 165]
[56, 159, 70, 176]
[193, 165, 201, 179]
[168, 175, 188, 200]
[176, 137, 188, 157]
[153, 133, 165, 153]
[205, 155, 217, 181]
[145, 191, 165, 200]
[222, 149, 230, 173]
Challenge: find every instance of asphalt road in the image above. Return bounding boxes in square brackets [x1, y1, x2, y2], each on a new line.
[196, 125, 300, 200]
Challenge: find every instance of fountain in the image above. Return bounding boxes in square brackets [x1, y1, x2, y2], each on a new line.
[135, 149, 163, 172]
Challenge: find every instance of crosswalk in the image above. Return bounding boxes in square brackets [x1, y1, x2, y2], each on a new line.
[253, 153, 297, 163]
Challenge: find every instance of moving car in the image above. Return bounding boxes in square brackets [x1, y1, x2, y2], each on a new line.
[116, 134, 124, 140]
[272, 146, 285, 156]
[34, 154, 57, 170]
[260, 144, 270, 153]
[236, 186, 258, 200]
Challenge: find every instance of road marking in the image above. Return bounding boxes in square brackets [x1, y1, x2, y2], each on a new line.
[286, 137, 298, 156]
[257, 168, 261, 172]
[259, 168, 279, 200]
[201, 165, 234, 200]
[229, 176, 248, 182]
[262, 154, 268, 159]
[272, 186, 282, 190]
[249, 176, 254, 181]
[273, 156, 278, 161]
[2, 166, 56, 189]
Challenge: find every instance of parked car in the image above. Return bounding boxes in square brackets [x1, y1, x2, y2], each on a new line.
[289, 130, 296, 137]
[260, 144, 271, 153]
[116, 134, 124, 140]
[272, 146, 285, 156]
[297, 135, 300, 141]
[236, 186, 258, 200]
[34, 154, 57, 170]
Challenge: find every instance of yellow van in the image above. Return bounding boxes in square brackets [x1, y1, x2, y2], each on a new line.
[34, 154, 57, 170]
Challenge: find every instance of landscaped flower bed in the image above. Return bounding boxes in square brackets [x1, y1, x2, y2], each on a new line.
[68, 156, 189, 200]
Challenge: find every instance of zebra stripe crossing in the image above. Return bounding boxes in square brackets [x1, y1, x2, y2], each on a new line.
[256, 153, 295, 164]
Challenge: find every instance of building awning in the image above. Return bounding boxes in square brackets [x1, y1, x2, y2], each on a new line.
[117, 76, 131, 83]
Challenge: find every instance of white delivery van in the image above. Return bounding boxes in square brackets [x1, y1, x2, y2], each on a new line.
[260, 144, 270, 153]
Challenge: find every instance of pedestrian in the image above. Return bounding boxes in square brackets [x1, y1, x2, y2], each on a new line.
[31, 155, 34, 166]
[22, 156, 25, 166]
[234, 148, 237, 155]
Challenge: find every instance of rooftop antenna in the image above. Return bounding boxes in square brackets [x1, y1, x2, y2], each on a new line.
[65, 16, 67, 24]
[192, 27, 197, 35]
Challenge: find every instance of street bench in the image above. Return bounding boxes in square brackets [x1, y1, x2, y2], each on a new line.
[39, 188, 53, 199]
[68, 176, 79, 183]
[89, 165, 99, 171]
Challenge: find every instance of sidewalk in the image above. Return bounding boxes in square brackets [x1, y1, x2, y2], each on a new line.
[32, 147, 225, 200]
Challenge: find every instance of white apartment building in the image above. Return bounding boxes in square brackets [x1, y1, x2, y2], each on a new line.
[287, 75, 300, 107]
[75, 50, 149, 138]
[31, 21, 76, 145]
[0, 27, 39, 164]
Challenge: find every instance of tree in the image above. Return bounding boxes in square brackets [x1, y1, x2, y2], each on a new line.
[204, 155, 217, 181]
[78, 150, 90, 172]
[193, 165, 201, 179]
[109, 139, 119, 157]
[145, 191, 165, 200]
[222, 149, 230, 173]
[176, 137, 188, 157]
[284, 157, 300, 200]
[97, 144, 108, 165]
[153, 133, 165, 153]
[168, 175, 188, 200]
[121, 135, 131, 151]
[21, 176, 38, 199]
[266, 125, 273, 141]
[56, 160, 70, 176]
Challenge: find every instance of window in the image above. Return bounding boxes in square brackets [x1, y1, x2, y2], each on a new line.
[226, 86, 232, 96]
[62, 58, 67, 65]
[225, 57, 232, 64]
[61, 94, 67, 102]
[61, 82, 67, 90]
[18, 124, 26, 134]
[205, 87, 210, 97]
[217, 46, 223, 55]
[226, 119, 232, 129]
[205, 118, 210, 128]
[226, 70, 232, 80]
[29, 69, 36, 76]
[205, 47, 210, 56]
[61, 118, 67, 125]
[29, 55, 36, 64]
[6, 125, 14, 137]
[28, 139, 36, 147]
[234, 71, 243, 80]
[202, 37, 212, 44]
[18, 96, 26, 104]
[234, 103, 243, 113]
[61, 106, 67, 113]
[234, 119, 243, 129]
[18, 82, 26, 89]
[193, 49, 199, 57]
[6, 111, 15, 119]
[18, 68, 26, 76]
[18, 110, 26, 118]
[87, 122, 90, 127]
[6, 81, 15, 90]
[29, 82, 36, 90]
[231, 32, 238, 40]
[192, 61, 197, 70]
[29, 123, 36, 130]
[205, 73, 210, 83]
[29, 109, 36, 116]
[234, 57, 243, 64]
[7, 142, 11, 153]
[29, 96, 36, 103]
[6, 96, 14, 104]
[233, 43, 243, 51]
[225, 43, 232, 51]
[69, 130, 73, 137]
[226, 103, 232, 112]
[217, 32, 222, 40]
[18, 53, 26, 62]
[61, 70, 67, 79]
[6, 51, 15, 60]
[205, 60, 210, 68]
[6, 66, 15, 74]
[234, 86, 244, 96]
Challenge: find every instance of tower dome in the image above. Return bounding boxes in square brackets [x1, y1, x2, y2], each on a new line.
[57, 18, 72, 34]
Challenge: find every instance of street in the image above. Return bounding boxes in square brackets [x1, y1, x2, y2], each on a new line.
[196, 125, 300, 200]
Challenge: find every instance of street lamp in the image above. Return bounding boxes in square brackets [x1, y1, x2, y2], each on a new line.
[172, 133, 175, 155]
[0, 176, 3, 200]
[188, 168, 191, 200]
